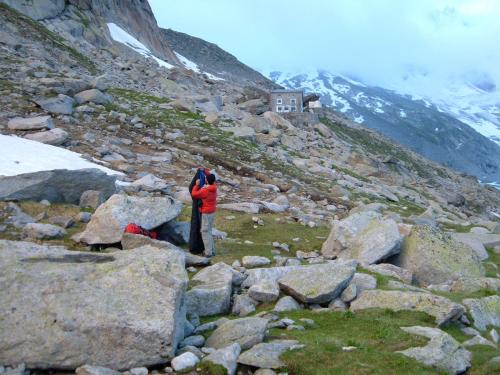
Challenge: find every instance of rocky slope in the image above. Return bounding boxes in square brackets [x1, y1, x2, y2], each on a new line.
[161, 28, 278, 89]
[266, 70, 500, 184]
[0, 2, 499, 375]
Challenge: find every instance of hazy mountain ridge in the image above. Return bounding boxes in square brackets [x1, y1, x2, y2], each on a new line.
[265, 69, 500, 183]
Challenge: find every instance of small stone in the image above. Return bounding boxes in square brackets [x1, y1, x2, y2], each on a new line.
[76, 212, 92, 223]
[490, 329, 499, 344]
[286, 324, 305, 331]
[242, 255, 271, 268]
[129, 368, 148, 375]
[180, 335, 205, 348]
[342, 346, 357, 352]
[274, 296, 301, 312]
[248, 281, 280, 303]
[171, 352, 199, 372]
[195, 322, 217, 334]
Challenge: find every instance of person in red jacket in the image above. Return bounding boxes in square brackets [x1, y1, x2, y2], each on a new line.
[191, 173, 217, 257]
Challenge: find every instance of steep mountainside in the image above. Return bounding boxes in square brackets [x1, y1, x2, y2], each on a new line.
[266, 70, 500, 184]
[161, 28, 279, 89]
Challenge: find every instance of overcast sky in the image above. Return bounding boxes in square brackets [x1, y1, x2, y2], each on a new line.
[149, 0, 500, 88]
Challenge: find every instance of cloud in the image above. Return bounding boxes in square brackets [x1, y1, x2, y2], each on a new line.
[149, 0, 500, 88]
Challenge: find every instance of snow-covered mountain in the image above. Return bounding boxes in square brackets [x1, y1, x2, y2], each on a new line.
[264, 69, 500, 183]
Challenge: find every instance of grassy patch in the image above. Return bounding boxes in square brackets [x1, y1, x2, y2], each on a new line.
[483, 247, 500, 278]
[385, 198, 426, 217]
[440, 222, 476, 233]
[198, 361, 227, 375]
[273, 309, 441, 375]
[192, 208, 330, 265]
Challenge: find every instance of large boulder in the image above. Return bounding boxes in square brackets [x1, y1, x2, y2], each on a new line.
[462, 296, 500, 331]
[365, 263, 413, 283]
[450, 232, 500, 260]
[206, 317, 268, 350]
[0, 240, 188, 370]
[7, 116, 54, 131]
[77, 194, 182, 245]
[24, 128, 69, 146]
[0, 169, 116, 204]
[392, 226, 484, 286]
[350, 290, 464, 326]
[74, 89, 112, 105]
[237, 340, 300, 369]
[242, 115, 272, 134]
[278, 263, 355, 304]
[450, 277, 500, 293]
[321, 211, 403, 265]
[36, 94, 75, 115]
[397, 326, 471, 375]
[23, 223, 65, 239]
[186, 263, 234, 317]
[242, 265, 306, 288]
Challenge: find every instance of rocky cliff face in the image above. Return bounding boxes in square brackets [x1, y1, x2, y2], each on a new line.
[162, 28, 279, 89]
[0, 0, 179, 65]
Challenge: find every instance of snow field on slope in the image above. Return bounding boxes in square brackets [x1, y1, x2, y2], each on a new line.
[0, 135, 121, 177]
[107, 23, 174, 69]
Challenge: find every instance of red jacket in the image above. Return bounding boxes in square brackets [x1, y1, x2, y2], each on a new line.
[191, 183, 217, 214]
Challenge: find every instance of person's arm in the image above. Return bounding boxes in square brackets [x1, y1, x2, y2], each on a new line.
[191, 185, 208, 199]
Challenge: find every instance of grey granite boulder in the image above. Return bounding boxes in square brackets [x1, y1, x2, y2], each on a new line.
[77, 194, 182, 245]
[237, 340, 300, 369]
[36, 94, 75, 115]
[248, 280, 280, 302]
[462, 295, 500, 331]
[392, 226, 484, 286]
[186, 263, 234, 317]
[8, 116, 54, 130]
[0, 240, 187, 370]
[321, 211, 403, 265]
[206, 317, 268, 350]
[24, 128, 69, 146]
[351, 290, 464, 326]
[397, 326, 471, 375]
[278, 263, 355, 304]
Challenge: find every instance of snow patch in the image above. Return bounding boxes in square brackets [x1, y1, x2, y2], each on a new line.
[0, 135, 122, 177]
[174, 51, 201, 73]
[174, 52, 225, 81]
[107, 23, 173, 69]
[353, 115, 365, 123]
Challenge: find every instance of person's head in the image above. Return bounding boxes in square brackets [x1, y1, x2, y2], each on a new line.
[207, 174, 216, 185]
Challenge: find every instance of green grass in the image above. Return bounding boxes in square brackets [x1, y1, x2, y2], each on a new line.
[198, 361, 227, 375]
[179, 207, 330, 265]
[272, 309, 442, 375]
[484, 247, 500, 278]
[0, 3, 97, 74]
[0, 201, 89, 251]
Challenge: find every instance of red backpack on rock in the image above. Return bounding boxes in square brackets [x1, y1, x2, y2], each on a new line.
[124, 223, 158, 239]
